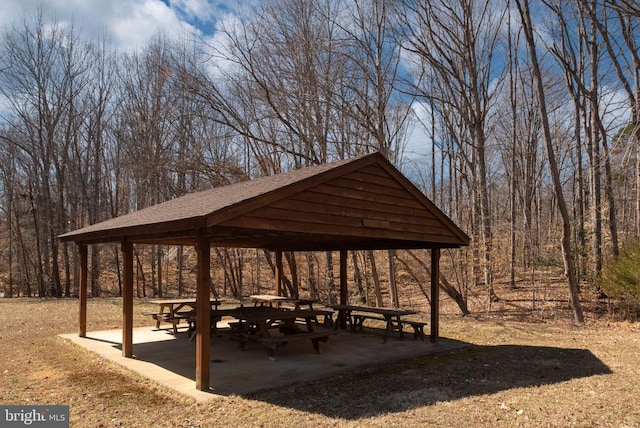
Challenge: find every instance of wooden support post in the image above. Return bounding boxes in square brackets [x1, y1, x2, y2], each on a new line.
[275, 250, 283, 296]
[339, 250, 348, 329]
[339, 250, 347, 305]
[195, 231, 211, 391]
[122, 240, 134, 357]
[430, 248, 440, 343]
[78, 244, 88, 337]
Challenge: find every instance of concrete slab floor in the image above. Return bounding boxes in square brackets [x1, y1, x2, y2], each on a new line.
[60, 325, 468, 402]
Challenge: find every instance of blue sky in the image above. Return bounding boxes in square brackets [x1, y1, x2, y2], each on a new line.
[0, 0, 433, 157]
[0, 0, 234, 51]
[0, 0, 631, 177]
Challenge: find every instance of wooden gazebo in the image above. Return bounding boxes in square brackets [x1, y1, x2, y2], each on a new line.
[59, 152, 470, 390]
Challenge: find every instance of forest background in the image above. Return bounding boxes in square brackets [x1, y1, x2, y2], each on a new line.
[0, 0, 639, 323]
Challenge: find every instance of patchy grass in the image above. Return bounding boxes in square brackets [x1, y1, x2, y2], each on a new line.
[0, 295, 639, 427]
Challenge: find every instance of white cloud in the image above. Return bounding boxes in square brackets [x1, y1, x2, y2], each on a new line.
[0, 91, 12, 120]
[0, 0, 203, 51]
[405, 101, 434, 159]
[169, 0, 214, 21]
[201, 12, 244, 78]
[600, 85, 632, 134]
[107, 0, 198, 51]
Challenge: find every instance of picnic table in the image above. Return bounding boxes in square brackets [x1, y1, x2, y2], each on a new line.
[147, 298, 224, 332]
[248, 294, 333, 326]
[332, 304, 424, 342]
[184, 307, 247, 341]
[232, 307, 337, 359]
[249, 294, 316, 309]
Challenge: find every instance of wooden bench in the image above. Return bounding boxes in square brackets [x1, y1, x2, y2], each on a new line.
[351, 313, 386, 330]
[406, 321, 428, 340]
[242, 330, 338, 360]
[297, 309, 334, 327]
[351, 313, 404, 342]
[350, 314, 428, 341]
[225, 321, 258, 342]
[186, 310, 242, 341]
[279, 306, 335, 327]
[142, 311, 181, 333]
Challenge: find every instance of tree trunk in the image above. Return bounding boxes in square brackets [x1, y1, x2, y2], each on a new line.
[325, 251, 336, 304]
[402, 250, 471, 315]
[508, 8, 517, 290]
[177, 246, 184, 296]
[157, 245, 163, 297]
[367, 250, 384, 307]
[587, 8, 603, 278]
[387, 250, 398, 308]
[351, 251, 365, 303]
[517, 0, 584, 323]
[306, 253, 318, 300]
[285, 251, 299, 298]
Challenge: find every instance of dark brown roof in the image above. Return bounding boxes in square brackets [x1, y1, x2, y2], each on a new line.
[59, 153, 470, 251]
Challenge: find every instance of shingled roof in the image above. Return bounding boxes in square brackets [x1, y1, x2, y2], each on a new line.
[59, 152, 469, 251]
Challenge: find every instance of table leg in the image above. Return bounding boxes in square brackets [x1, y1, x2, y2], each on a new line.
[335, 310, 345, 330]
[352, 315, 365, 331]
[239, 320, 264, 350]
[155, 304, 167, 329]
[211, 315, 221, 337]
[396, 315, 404, 340]
[383, 315, 391, 343]
[257, 321, 271, 337]
[304, 316, 314, 332]
[170, 306, 178, 334]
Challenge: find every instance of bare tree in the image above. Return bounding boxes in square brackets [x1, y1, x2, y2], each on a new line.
[194, 0, 353, 170]
[546, 0, 632, 284]
[402, 0, 507, 308]
[333, 0, 412, 160]
[0, 10, 92, 296]
[515, 0, 584, 323]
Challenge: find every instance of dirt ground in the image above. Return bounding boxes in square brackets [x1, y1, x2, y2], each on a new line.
[0, 282, 639, 427]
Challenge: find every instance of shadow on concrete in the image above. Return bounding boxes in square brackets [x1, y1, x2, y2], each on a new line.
[61, 327, 468, 400]
[248, 344, 613, 420]
[140, 332, 468, 397]
[62, 327, 612, 415]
